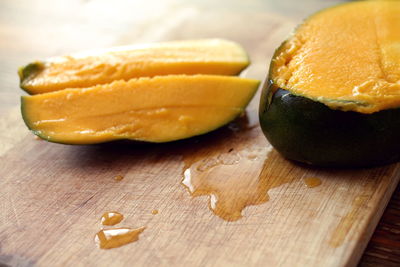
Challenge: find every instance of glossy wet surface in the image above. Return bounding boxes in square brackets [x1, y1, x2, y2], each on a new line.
[303, 177, 322, 188]
[101, 212, 124, 226]
[95, 227, 146, 249]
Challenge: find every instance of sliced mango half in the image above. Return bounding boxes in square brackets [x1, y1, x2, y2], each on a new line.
[22, 75, 259, 144]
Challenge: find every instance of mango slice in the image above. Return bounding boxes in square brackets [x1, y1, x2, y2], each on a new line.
[22, 75, 259, 144]
[19, 39, 250, 95]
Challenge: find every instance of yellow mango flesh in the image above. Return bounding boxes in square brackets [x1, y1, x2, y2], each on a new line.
[272, 1, 400, 114]
[22, 75, 259, 144]
[20, 39, 249, 95]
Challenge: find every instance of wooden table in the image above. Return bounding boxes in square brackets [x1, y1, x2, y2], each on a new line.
[0, 0, 399, 266]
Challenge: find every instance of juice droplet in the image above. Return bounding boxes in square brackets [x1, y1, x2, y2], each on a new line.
[196, 157, 220, 172]
[195, 152, 241, 172]
[151, 209, 159, 215]
[114, 175, 124, 181]
[239, 147, 266, 161]
[217, 152, 240, 165]
[303, 177, 322, 188]
[181, 145, 294, 222]
[95, 227, 146, 249]
[101, 211, 124, 226]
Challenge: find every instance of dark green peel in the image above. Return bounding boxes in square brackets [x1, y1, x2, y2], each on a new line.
[259, 83, 400, 167]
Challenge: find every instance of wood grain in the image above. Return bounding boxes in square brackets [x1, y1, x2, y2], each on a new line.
[0, 105, 399, 267]
[359, 184, 400, 267]
[0, 0, 399, 266]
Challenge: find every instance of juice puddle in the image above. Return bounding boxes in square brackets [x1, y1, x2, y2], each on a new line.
[114, 175, 124, 181]
[179, 110, 301, 221]
[182, 144, 296, 221]
[179, 110, 299, 221]
[95, 227, 146, 249]
[101, 211, 124, 226]
[303, 177, 322, 188]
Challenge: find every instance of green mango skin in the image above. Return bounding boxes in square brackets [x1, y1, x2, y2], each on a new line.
[259, 81, 400, 167]
[18, 62, 45, 94]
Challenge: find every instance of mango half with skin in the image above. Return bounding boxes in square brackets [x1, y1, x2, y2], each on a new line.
[259, 1, 400, 167]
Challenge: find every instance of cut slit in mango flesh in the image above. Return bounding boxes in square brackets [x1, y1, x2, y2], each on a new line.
[19, 39, 250, 95]
[22, 75, 260, 144]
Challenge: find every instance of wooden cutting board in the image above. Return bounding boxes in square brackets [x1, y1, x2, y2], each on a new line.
[1, 1, 400, 266]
